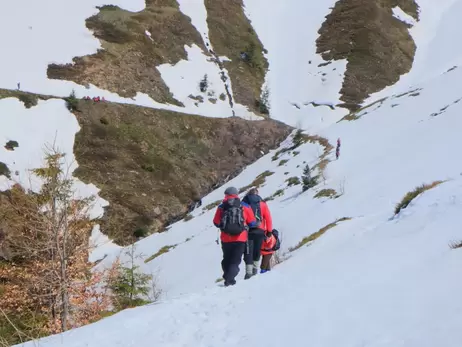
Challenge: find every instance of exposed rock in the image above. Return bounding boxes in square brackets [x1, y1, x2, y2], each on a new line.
[316, 0, 419, 111]
[73, 101, 292, 245]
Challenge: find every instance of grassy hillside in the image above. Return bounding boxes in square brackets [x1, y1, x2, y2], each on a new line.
[317, 0, 419, 111]
[73, 100, 291, 245]
[47, 0, 205, 105]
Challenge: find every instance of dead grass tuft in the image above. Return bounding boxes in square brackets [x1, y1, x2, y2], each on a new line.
[314, 188, 338, 199]
[264, 189, 285, 201]
[394, 181, 444, 215]
[144, 245, 177, 263]
[289, 217, 351, 252]
[239, 171, 274, 193]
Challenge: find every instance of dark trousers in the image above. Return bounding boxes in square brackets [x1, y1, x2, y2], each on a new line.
[221, 242, 246, 284]
[261, 254, 273, 270]
[244, 229, 266, 265]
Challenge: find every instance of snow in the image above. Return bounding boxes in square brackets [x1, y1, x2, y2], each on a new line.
[0, 96, 109, 212]
[7, 0, 462, 346]
[243, 0, 348, 131]
[363, 0, 462, 104]
[157, 44, 261, 120]
[0, 0, 145, 97]
[393, 6, 417, 26]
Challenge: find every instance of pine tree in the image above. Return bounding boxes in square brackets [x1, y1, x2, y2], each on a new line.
[0, 146, 113, 342]
[302, 164, 317, 191]
[110, 245, 152, 309]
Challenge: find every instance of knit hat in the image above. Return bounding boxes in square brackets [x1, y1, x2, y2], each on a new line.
[224, 186, 238, 196]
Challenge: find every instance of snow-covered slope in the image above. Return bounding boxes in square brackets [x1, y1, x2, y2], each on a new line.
[19, 178, 462, 346]
[6, 0, 462, 346]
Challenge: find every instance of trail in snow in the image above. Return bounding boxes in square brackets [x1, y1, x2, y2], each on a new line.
[18, 178, 462, 347]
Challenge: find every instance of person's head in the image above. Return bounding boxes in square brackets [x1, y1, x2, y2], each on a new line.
[247, 187, 259, 196]
[224, 186, 238, 196]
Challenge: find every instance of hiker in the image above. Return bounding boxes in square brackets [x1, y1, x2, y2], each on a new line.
[260, 229, 281, 273]
[336, 137, 341, 160]
[213, 187, 258, 287]
[242, 188, 273, 279]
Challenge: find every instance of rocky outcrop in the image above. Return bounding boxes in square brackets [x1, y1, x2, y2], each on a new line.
[317, 0, 419, 111]
[74, 101, 292, 245]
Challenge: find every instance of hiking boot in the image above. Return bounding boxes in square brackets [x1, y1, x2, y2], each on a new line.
[252, 261, 259, 275]
[245, 264, 254, 279]
[224, 279, 236, 287]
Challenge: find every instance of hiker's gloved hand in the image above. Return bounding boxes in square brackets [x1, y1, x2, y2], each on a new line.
[266, 231, 273, 238]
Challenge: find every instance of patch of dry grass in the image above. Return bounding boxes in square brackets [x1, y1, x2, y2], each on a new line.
[289, 217, 351, 252]
[204, 200, 222, 211]
[239, 170, 274, 193]
[0, 88, 52, 108]
[394, 181, 444, 215]
[286, 177, 301, 187]
[314, 188, 338, 199]
[264, 189, 285, 201]
[144, 245, 177, 263]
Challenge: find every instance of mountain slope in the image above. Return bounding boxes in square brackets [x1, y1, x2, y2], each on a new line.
[28, 54, 462, 345]
[3, 0, 462, 345]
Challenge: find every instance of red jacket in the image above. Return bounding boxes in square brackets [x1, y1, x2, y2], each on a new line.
[257, 200, 273, 233]
[261, 234, 277, 255]
[242, 195, 273, 233]
[213, 195, 258, 243]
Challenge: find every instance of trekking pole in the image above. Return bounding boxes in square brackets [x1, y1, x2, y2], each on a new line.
[216, 229, 220, 245]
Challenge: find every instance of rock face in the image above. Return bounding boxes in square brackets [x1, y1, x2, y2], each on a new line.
[316, 0, 419, 111]
[74, 101, 292, 245]
[205, 0, 268, 114]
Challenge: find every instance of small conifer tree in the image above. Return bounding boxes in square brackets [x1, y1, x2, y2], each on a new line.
[302, 164, 317, 191]
[110, 245, 152, 309]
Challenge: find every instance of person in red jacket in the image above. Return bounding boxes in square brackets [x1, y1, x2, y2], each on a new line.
[213, 186, 258, 287]
[260, 233, 277, 273]
[242, 187, 273, 279]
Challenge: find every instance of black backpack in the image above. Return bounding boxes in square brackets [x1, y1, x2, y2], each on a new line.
[249, 200, 262, 222]
[220, 198, 245, 235]
[272, 229, 281, 251]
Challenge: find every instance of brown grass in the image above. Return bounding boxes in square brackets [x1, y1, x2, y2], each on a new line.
[264, 189, 285, 201]
[286, 176, 301, 186]
[144, 245, 177, 263]
[394, 181, 444, 215]
[73, 101, 291, 245]
[317, 0, 418, 111]
[205, 0, 268, 114]
[204, 199, 222, 211]
[289, 217, 351, 252]
[239, 170, 274, 193]
[0, 88, 52, 108]
[314, 188, 338, 199]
